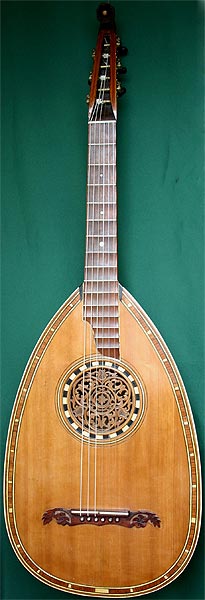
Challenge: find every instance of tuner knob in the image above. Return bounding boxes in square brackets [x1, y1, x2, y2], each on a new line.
[92, 49, 96, 59]
[117, 86, 126, 97]
[88, 72, 92, 85]
[117, 65, 127, 75]
[119, 46, 128, 57]
[86, 94, 90, 104]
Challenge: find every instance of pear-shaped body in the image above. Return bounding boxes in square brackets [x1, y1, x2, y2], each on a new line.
[4, 285, 201, 597]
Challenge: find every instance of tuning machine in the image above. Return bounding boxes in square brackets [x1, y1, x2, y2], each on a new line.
[88, 71, 93, 86]
[119, 45, 128, 57]
[117, 60, 127, 75]
[116, 36, 128, 57]
[117, 81, 126, 97]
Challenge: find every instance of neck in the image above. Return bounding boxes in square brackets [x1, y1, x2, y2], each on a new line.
[83, 119, 119, 359]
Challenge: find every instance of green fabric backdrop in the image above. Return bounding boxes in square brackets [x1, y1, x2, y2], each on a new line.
[1, 1, 204, 599]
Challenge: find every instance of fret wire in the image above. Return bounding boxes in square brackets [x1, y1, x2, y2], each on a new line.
[84, 265, 117, 268]
[91, 326, 119, 329]
[89, 120, 115, 124]
[88, 142, 115, 146]
[85, 304, 118, 307]
[84, 120, 118, 337]
[84, 289, 118, 293]
[86, 251, 117, 254]
[85, 279, 118, 282]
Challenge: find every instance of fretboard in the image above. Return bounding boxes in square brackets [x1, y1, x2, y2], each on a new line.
[83, 120, 119, 359]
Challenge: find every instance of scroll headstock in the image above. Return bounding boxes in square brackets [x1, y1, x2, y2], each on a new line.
[87, 3, 127, 122]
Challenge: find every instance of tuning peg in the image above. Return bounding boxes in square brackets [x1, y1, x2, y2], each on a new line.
[117, 65, 127, 75]
[86, 94, 90, 104]
[117, 86, 126, 97]
[92, 49, 96, 59]
[88, 72, 92, 85]
[119, 46, 128, 57]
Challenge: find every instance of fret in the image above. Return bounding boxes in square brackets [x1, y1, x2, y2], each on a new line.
[88, 235, 116, 243]
[85, 263, 117, 270]
[84, 279, 118, 282]
[84, 288, 118, 294]
[89, 122, 116, 144]
[101, 349, 119, 358]
[84, 297, 118, 306]
[84, 307, 119, 317]
[86, 234, 116, 237]
[84, 291, 118, 300]
[87, 224, 116, 235]
[84, 119, 118, 347]
[84, 280, 118, 284]
[89, 120, 115, 124]
[86, 248, 117, 251]
[94, 342, 119, 349]
[86, 252, 117, 259]
[89, 146, 116, 164]
[87, 201, 116, 207]
[85, 263, 117, 269]
[85, 264, 116, 270]
[90, 325, 119, 330]
[87, 220, 116, 230]
[87, 210, 116, 220]
[87, 199, 116, 202]
[87, 185, 116, 201]
[84, 268, 117, 281]
[94, 333, 119, 340]
[88, 166, 116, 185]
[87, 206, 116, 220]
[87, 317, 118, 327]
[88, 142, 114, 146]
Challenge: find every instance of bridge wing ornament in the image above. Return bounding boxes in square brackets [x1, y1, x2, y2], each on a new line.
[42, 508, 161, 528]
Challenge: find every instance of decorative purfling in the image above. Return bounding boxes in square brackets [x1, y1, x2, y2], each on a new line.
[4, 2, 201, 598]
[56, 358, 146, 443]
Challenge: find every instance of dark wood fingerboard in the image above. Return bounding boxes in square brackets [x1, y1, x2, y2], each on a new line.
[83, 120, 119, 359]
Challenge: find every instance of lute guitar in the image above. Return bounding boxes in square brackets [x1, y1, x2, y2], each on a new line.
[4, 3, 201, 597]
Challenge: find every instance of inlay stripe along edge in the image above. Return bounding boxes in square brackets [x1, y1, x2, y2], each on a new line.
[121, 287, 201, 579]
[4, 286, 201, 597]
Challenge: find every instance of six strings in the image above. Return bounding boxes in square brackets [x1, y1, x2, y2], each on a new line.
[80, 36, 118, 515]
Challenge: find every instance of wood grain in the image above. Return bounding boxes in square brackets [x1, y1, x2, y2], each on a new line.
[4, 286, 201, 596]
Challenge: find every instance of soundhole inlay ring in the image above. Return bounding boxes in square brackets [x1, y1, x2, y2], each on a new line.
[58, 359, 145, 443]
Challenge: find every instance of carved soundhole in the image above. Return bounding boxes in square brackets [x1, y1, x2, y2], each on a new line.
[57, 359, 146, 444]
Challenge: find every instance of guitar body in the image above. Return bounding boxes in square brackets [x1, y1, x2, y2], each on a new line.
[4, 3, 201, 596]
[4, 284, 201, 597]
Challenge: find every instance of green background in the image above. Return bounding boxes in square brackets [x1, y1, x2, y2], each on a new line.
[1, 1, 204, 599]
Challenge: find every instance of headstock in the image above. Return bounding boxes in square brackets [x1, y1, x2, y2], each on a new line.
[87, 3, 127, 122]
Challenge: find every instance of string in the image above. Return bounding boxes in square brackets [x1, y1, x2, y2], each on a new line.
[86, 110, 95, 516]
[94, 114, 99, 515]
[81, 35, 112, 516]
[94, 39, 110, 515]
[80, 103, 93, 515]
